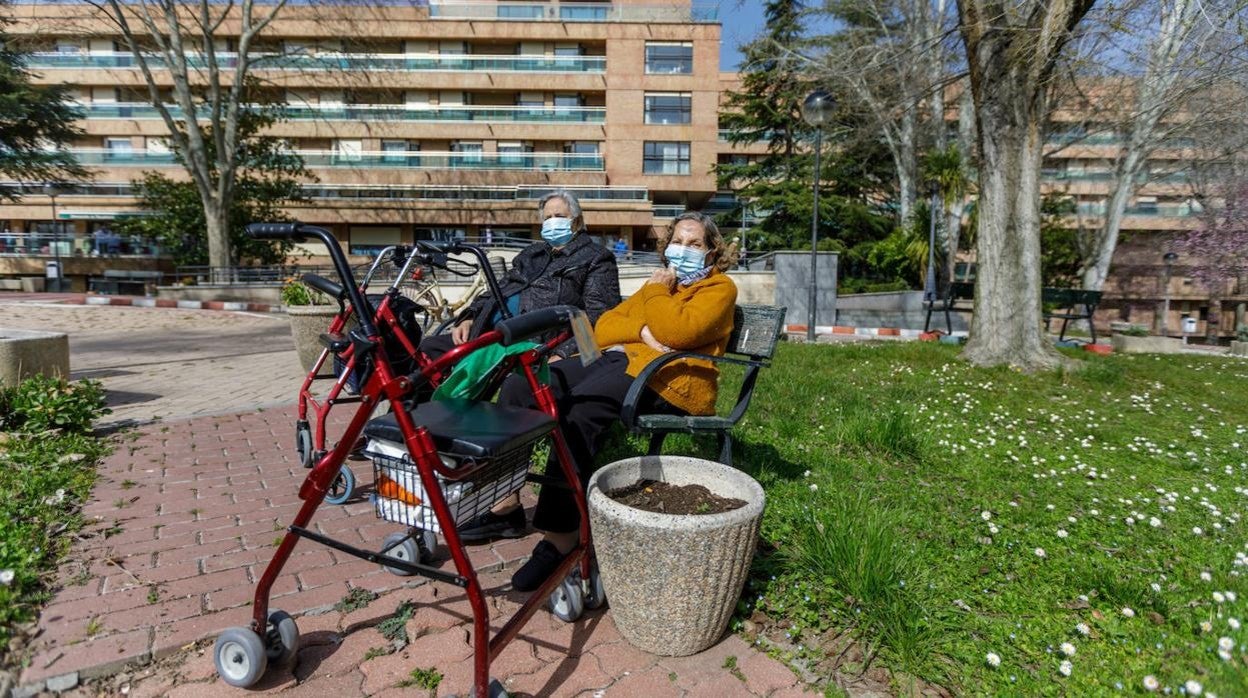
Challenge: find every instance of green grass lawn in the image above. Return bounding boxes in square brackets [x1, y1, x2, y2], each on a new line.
[609, 342, 1248, 696]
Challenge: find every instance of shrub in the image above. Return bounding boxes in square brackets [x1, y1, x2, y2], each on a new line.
[1117, 325, 1150, 337]
[0, 376, 109, 434]
[280, 277, 327, 306]
[1237, 325, 1248, 342]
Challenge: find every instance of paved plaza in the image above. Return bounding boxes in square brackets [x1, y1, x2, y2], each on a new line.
[1, 296, 812, 697]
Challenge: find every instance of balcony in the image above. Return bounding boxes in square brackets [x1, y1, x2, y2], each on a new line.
[30, 51, 606, 73]
[1075, 202, 1201, 218]
[1041, 170, 1191, 185]
[69, 148, 605, 171]
[1, 181, 649, 203]
[80, 102, 607, 124]
[429, 1, 719, 23]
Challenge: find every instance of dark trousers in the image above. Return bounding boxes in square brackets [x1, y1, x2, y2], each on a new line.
[499, 351, 663, 533]
[419, 333, 455, 362]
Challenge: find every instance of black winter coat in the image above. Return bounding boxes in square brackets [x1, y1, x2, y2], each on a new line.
[463, 233, 621, 358]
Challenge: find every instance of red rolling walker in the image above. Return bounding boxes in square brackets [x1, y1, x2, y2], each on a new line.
[213, 223, 600, 698]
[293, 241, 513, 507]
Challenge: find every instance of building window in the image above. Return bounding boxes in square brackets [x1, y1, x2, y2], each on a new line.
[498, 141, 532, 167]
[497, 5, 544, 19]
[553, 93, 582, 107]
[644, 92, 691, 125]
[643, 141, 690, 175]
[451, 141, 483, 166]
[645, 42, 693, 74]
[560, 5, 609, 21]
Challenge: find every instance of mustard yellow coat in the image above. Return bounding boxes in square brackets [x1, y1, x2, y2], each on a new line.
[593, 271, 738, 415]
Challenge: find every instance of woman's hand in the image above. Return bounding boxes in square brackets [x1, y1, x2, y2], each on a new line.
[646, 267, 677, 290]
[451, 318, 474, 345]
[640, 325, 672, 353]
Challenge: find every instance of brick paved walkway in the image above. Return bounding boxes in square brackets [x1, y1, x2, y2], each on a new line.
[17, 407, 811, 697]
[0, 297, 303, 427]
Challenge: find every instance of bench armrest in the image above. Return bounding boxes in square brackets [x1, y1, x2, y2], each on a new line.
[620, 351, 766, 431]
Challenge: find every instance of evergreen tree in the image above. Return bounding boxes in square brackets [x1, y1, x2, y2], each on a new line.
[716, 0, 895, 268]
[0, 1, 88, 196]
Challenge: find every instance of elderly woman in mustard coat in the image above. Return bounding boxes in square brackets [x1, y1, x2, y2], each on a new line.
[456, 211, 739, 592]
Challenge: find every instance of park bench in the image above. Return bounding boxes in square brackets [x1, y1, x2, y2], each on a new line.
[618, 304, 787, 468]
[923, 281, 975, 334]
[1042, 287, 1103, 343]
[924, 282, 1103, 343]
[88, 269, 163, 296]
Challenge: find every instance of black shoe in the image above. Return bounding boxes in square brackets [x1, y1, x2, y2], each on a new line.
[511, 540, 567, 592]
[456, 507, 527, 542]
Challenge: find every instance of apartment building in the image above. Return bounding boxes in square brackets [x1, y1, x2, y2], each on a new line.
[2, 0, 727, 268]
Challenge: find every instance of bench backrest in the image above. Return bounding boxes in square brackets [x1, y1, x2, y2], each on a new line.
[102, 269, 163, 279]
[727, 304, 786, 360]
[1042, 288, 1102, 306]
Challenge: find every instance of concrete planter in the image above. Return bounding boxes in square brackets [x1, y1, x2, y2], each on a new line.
[286, 305, 339, 374]
[1110, 334, 1183, 354]
[587, 456, 765, 657]
[0, 329, 69, 387]
[1232, 341, 1248, 357]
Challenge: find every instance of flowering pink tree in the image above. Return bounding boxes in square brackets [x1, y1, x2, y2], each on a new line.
[1176, 181, 1248, 338]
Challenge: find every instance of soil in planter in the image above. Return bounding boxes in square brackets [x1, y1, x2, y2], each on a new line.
[607, 479, 746, 515]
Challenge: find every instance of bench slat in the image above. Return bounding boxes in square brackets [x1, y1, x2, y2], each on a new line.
[727, 304, 786, 359]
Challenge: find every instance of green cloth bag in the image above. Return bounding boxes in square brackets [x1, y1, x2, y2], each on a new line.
[431, 342, 549, 402]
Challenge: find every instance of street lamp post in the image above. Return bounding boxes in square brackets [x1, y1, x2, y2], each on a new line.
[801, 89, 836, 343]
[43, 184, 63, 293]
[924, 184, 939, 303]
[1161, 251, 1178, 336]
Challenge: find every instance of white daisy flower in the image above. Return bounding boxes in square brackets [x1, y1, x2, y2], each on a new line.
[981, 510, 992, 521]
[1193, 526, 1204, 535]
[1213, 592, 1226, 603]
[1060, 642, 1076, 657]
[1149, 517, 1162, 528]
[986, 652, 1001, 668]
[1200, 621, 1213, 633]
[1185, 679, 1203, 696]
[1218, 637, 1234, 652]
[1057, 529, 1069, 538]
[1034, 548, 1047, 558]
[1058, 660, 1072, 677]
[1143, 675, 1160, 691]
[1229, 618, 1241, 630]
[1200, 571, 1213, 582]
[809, 484, 818, 492]
[0, 570, 12, 586]
[1226, 591, 1237, 602]
[1075, 622, 1091, 636]
[1121, 607, 1135, 618]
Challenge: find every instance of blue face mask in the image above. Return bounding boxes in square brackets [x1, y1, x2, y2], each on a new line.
[541, 217, 576, 247]
[664, 243, 708, 276]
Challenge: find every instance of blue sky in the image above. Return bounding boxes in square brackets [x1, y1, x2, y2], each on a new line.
[719, 1, 767, 71]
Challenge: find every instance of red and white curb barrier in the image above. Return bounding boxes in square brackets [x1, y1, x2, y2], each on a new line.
[785, 324, 929, 339]
[76, 294, 283, 313]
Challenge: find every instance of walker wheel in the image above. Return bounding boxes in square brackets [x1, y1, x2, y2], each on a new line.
[214, 626, 268, 688]
[295, 423, 313, 469]
[549, 576, 584, 623]
[583, 567, 607, 610]
[414, 528, 438, 564]
[324, 466, 356, 505]
[264, 610, 300, 667]
[380, 532, 420, 576]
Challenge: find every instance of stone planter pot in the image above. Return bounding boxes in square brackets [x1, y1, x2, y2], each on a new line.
[1232, 340, 1248, 357]
[587, 456, 765, 657]
[1110, 333, 1183, 354]
[286, 305, 339, 374]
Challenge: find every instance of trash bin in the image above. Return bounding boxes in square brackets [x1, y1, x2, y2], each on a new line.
[44, 261, 61, 292]
[1182, 317, 1198, 334]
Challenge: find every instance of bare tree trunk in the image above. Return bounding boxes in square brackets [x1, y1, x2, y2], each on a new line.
[957, 0, 1095, 369]
[897, 109, 918, 224]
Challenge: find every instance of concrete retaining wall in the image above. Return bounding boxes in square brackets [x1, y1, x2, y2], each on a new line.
[0, 329, 70, 387]
[834, 290, 970, 331]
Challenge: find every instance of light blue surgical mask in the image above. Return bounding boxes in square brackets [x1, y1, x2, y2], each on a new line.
[664, 243, 708, 276]
[541, 217, 576, 247]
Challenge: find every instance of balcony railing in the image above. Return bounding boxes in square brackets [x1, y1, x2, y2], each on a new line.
[31, 51, 606, 73]
[80, 102, 607, 124]
[0, 231, 164, 258]
[14, 0, 718, 21]
[68, 148, 606, 171]
[429, 2, 719, 23]
[1075, 202, 1201, 218]
[1, 181, 650, 203]
[1041, 170, 1192, 184]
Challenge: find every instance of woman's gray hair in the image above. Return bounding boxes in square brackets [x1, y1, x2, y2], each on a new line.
[538, 189, 583, 222]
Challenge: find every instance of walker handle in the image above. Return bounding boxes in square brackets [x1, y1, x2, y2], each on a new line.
[244, 223, 306, 241]
[494, 305, 578, 346]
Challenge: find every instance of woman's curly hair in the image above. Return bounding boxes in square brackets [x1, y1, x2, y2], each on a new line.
[655, 211, 738, 272]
